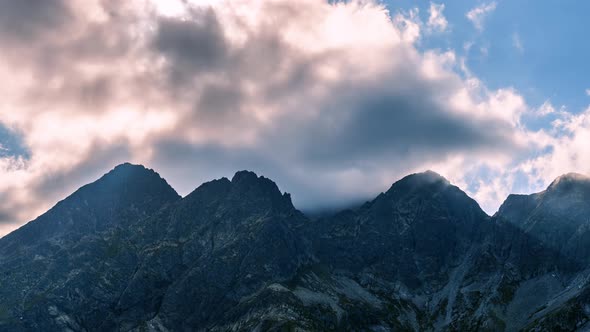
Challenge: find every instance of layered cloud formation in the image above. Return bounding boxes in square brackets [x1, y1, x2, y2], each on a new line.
[0, 0, 588, 236]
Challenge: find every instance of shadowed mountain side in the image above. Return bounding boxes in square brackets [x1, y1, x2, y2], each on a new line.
[0, 165, 588, 331]
[0, 163, 180, 249]
[305, 172, 580, 330]
[0, 166, 311, 331]
[496, 172, 590, 265]
[0, 164, 181, 331]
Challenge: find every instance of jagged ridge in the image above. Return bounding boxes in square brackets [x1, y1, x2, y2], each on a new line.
[0, 164, 589, 331]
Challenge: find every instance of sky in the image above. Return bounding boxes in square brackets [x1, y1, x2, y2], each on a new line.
[1, 0, 589, 236]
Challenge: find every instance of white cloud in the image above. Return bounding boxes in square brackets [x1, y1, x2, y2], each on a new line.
[466, 2, 497, 31]
[0, 0, 575, 234]
[586, 89, 590, 96]
[392, 8, 422, 43]
[427, 2, 448, 33]
[519, 107, 590, 188]
[537, 101, 556, 116]
[512, 32, 524, 53]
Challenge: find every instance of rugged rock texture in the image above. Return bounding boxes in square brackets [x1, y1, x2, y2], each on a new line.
[300, 172, 579, 331]
[495, 173, 590, 330]
[0, 163, 181, 331]
[497, 173, 590, 265]
[1, 164, 589, 331]
[0, 165, 310, 331]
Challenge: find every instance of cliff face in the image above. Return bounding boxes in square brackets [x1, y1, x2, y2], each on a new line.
[1, 165, 589, 331]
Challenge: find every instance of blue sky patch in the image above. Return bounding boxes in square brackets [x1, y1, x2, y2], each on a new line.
[0, 123, 30, 159]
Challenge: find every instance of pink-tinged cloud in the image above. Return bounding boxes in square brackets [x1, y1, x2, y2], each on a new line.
[0, 0, 587, 236]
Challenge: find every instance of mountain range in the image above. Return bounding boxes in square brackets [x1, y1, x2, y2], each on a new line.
[1, 163, 590, 331]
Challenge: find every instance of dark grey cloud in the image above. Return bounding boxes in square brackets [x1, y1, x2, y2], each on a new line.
[139, 4, 524, 211]
[0, 0, 534, 233]
[196, 82, 244, 122]
[289, 81, 517, 168]
[145, 7, 516, 161]
[148, 7, 316, 119]
[0, 1, 146, 116]
[154, 9, 228, 84]
[0, 210, 13, 223]
[0, 0, 70, 43]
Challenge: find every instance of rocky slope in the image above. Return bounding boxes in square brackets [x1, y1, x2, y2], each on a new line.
[496, 173, 590, 265]
[496, 173, 590, 331]
[302, 171, 580, 331]
[0, 164, 589, 331]
[0, 163, 182, 331]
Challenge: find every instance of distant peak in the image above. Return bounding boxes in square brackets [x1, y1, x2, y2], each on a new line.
[231, 170, 259, 184]
[386, 170, 451, 196]
[103, 163, 165, 183]
[114, 161, 140, 169]
[228, 170, 294, 210]
[548, 172, 590, 191]
[231, 170, 281, 193]
[378, 170, 485, 218]
[111, 162, 149, 174]
[420, 170, 448, 181]
[93, 162, 180, 200]
[183, 170, 295, 214]
[398, 170, 449, 185]
[551, 172, 589, 182]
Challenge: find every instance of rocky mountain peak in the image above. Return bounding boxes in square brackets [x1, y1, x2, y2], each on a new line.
[93, 162, 178, 193]
[496, 172, 590, 266]
[3, 165, 590, 331]
[497, 172, 590, 221]
[231, 169, 259, 183]
[546, 172, 590, 194]
[1, 163, 180, 246]
[229, 170, 294, 211]
[381, 170, 484, 217]
[386, 170, 450, 194]
[71, 162, 181, 209]
[231, 170, 281, 193]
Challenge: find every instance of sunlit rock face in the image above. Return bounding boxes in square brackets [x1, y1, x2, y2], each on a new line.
[0, 164, 590, 331]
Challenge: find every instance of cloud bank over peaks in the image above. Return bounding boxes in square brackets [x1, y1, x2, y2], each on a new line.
[0, 0, 587, 235]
